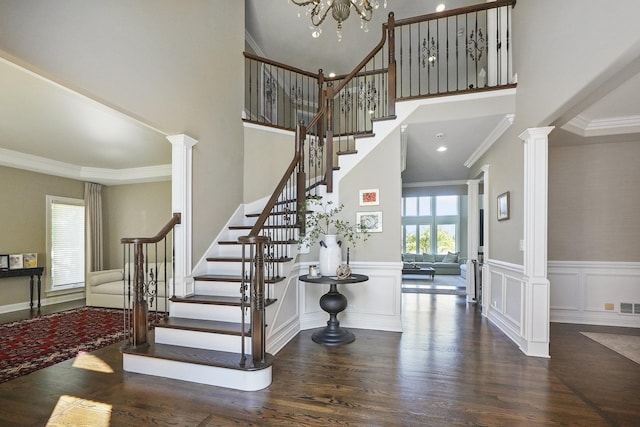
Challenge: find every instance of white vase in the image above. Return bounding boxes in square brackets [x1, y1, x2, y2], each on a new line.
[319, 234, 342, 276]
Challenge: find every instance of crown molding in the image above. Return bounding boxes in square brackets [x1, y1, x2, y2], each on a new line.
[562, 114, 640, 137]
[402, 179, 468, 188]
[0, 147, 170, 185]
[464, 113, 515, 168]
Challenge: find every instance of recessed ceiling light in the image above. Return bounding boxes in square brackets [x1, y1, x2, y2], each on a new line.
[436, 4, 446, 12]
[437, 146, 448, 152]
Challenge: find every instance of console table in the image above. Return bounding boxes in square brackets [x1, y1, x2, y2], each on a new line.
[0, 267, 45, 309]
[299, 273, 368, 346]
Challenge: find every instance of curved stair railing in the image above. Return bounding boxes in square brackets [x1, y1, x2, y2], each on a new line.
[239, 0, 517, 366]
[120, 213, 181, 349]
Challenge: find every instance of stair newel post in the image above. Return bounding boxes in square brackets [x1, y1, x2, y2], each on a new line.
[387, 12, 396, 117]
[239, 242, 248, 367]
[325, 83, 335, 193]
[238, 235, 269, 365]
[132, 241, 149, 348]
[296, 122, 307, 235]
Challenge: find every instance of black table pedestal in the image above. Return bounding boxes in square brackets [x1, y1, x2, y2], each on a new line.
[299, 273, 368, 346]
[312, 283, 355, 346]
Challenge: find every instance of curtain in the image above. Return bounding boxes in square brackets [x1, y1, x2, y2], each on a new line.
[85, 182, 103, 272]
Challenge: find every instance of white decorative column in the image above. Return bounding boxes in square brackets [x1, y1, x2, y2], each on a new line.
[480, 164, 490, 313]
[167, 134, 198, 297]
[466, 179, 480, 302]
[519, 127, 554, 358]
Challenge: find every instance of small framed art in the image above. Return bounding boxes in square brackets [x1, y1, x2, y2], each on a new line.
[9, 254, 23, 270]
[359, 188, 379, 206]
[0, 254, 8, 271]
[23, 253, 37, 268]
[497, 191, 510, 221]
[356, 211, 383, 233]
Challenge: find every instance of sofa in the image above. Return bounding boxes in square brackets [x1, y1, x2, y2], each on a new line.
[401, 252, 463, 275]
[86, 263, 171, 310]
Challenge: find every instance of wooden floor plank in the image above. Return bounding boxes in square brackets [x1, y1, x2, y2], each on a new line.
[0, 295, 638, 426]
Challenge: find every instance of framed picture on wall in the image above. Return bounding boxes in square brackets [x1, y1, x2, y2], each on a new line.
[359, 188, 379, 206]
[356, 211, 383, 233]
[497, 191, 510, 221]
[0, 254, 8, 271]
[9, 254, 23, 270]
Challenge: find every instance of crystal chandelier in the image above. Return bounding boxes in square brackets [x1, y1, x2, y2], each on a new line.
[290, 0, 387, 41]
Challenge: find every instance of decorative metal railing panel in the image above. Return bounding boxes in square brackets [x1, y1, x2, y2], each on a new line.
[120, 213, 180, 349]
[244, 52, 321, 130]
[394, 0, 515, 99]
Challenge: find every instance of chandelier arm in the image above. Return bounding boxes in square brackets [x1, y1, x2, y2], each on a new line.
[351, 3, 374, 22]
[310, 6, 334, 27]
[290, 0, 319, 6]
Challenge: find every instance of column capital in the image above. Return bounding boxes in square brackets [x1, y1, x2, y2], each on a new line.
[167, 134, 198, 148]
[518, 126, 554, 142]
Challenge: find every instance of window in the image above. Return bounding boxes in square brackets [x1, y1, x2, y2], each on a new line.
[437, 224, 456, 254]
[47, 196, 85, 291]
[402, 195, 460, 254]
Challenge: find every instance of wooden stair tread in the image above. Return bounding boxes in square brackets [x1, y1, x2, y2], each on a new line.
[170, 294, 277, 307]
[245, 211, 305, 218]
[206, 256, 293, 263]
[371, 114, 397, 122]
[159, 317, 251, 336]
[353, 132, 375, 139]
[218, 239, 297, 245]
[194, 274, 285, 284]
[228, 224, 300, 230]
[122, 342, 273, 372]
[337, 149, 358, 155]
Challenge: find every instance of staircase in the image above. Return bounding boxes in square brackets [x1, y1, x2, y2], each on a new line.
[122, 200, 302, 391]
[120, 0, 517, 391]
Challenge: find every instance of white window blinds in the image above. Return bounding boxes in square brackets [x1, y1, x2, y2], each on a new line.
[48, 196, 85, 290]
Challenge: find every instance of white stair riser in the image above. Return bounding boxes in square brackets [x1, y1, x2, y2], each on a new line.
[123, 354, 271, 391]
[194, 281, 245, 297]
[155, 328, 251, 353]
[171, 302, 245, 322]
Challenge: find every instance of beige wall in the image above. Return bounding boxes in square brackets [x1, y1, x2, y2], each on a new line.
[469, 1, 640, 265]
[243, 126, 294, 204]
[0, 166, 84, 307]
[549, 139, 640, 261]
[0, 1, 246, 269]
[340, 128, 403, 262]
[299, 128, 402, 263]
[102, 181, 172, 269]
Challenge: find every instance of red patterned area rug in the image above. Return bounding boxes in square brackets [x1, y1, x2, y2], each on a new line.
[0, 307, 125, 383]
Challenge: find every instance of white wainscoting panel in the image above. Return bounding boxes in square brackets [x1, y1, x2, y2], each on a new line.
[484, 260, 527, 353]
[549, 261, 640, 328]
[298, 262, 403, 333]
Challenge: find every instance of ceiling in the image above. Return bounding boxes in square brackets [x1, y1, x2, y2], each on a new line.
[1, 1, 639, 187]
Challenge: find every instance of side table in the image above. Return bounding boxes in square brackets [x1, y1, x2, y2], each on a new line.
[0, 267, 45, 310]
[299, 273, 369, 346]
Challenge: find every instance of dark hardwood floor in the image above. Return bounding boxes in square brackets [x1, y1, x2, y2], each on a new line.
[0, 295, 638, 426]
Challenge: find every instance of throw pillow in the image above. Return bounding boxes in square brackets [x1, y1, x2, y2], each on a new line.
[442, 251, 459, 263]
[402, 253, 416, 262]
[422, 253, 435, 262]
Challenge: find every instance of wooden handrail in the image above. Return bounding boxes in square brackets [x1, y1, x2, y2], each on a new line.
[248, 153, 301, 237]
[243, 51, 320, 79]
[394, 0, 516, 27]
[121, 213, 182, 244]
[332, 20, 389, 95]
